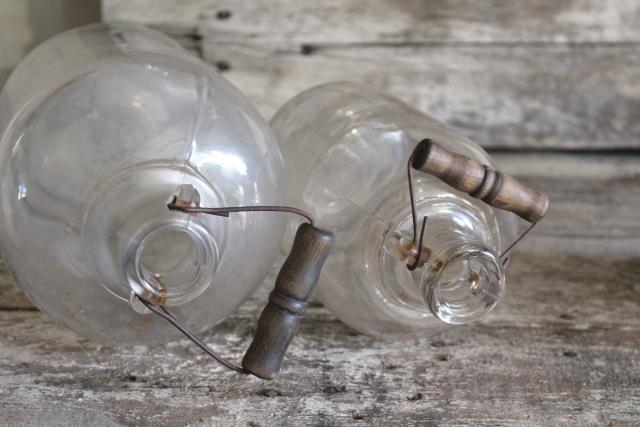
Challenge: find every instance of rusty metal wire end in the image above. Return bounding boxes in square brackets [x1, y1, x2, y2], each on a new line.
[136, 295, 248, 375]
[499, 221, 538, 267]
[407, 215, 428, 271]
[167, 197, 314, 226]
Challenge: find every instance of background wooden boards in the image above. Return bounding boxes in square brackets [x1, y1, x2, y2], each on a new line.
[104, 0, 640, 43]
[104, 0, 640, 150]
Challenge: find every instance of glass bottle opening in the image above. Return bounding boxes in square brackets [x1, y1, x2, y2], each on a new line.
[83, 163, 226, 308]
[379, 194, 505, 325]
[126, 220, 218, 306]
[423, 242, 504, 324]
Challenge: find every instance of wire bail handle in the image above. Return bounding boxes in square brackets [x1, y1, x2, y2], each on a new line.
[136, 199, 334, 380]
[406, 139, 550, 268]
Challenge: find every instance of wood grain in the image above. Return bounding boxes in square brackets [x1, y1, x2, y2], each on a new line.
[103, 0, 640, 44]
[103, 0, 640, 150]
[1, 253, 639, 425]
[197, 42, 640, 149]
[495, 152, 640, 257]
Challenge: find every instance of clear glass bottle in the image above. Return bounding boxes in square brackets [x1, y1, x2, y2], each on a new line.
[271, 81, 518, 339]
[0, 24, 285, 344]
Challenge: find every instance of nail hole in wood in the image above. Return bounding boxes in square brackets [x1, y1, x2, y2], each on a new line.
[259, 388, 282, 397]
[215, 60, 231, 72]
[300, 44, 315, 55]
[216, 10, 232, 20]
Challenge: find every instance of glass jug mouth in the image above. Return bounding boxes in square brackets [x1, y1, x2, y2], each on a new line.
[423, 242, 505, 324]
[124, 219, 219, 306]
[83, 162, 227, 308]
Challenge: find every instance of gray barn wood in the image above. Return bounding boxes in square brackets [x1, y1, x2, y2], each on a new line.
[1, 0, 639, 425]
[105, 0, 640, 150]
[104, 0, 640, 44]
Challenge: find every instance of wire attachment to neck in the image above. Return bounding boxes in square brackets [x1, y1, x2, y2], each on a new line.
[167, 197, 314, 226]
[408, 139, 548, 267]
[407, 146, 429, 271]
[136, 295, 248, 374]
[130, 196, 327, 379]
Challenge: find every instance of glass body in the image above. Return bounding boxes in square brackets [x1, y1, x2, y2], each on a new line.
[271, 82, 518, 339]
[0, 24, 285, 344]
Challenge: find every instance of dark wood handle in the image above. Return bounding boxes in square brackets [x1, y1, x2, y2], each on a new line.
[412, 139, 549, 223]
[241, 223, 335, 379]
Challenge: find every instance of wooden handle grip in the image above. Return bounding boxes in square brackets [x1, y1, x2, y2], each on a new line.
[412, 139, 549, 223]
[241, 223, 335, 379]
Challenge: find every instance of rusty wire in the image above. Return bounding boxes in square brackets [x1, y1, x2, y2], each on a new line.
[407, 145, 429, 271]
[167, 197, 314, 226]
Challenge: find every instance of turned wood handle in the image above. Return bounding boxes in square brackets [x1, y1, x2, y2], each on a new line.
[242, 223, 335, 379]
[411, 139, 549, 223]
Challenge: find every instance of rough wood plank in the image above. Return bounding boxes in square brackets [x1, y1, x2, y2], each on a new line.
[494, 152, 640, 257]
[1, 251, 639, 425]
[193, 42, 640, 149]
[103, 1, 640, 150]
[103, 0, 640, 44]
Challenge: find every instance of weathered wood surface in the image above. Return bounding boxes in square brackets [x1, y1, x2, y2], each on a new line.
[103, 0, 640, 149]
[242, 223, 334, 379]
[202, 43, 640, 150]
[2, 153, 640, 425]
[104, 0, 640, 43]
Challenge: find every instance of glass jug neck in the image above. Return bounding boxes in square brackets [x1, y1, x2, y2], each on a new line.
[123, 217, 218, 306]
[83, 163, 225, 307]
[380, 195, 505, 324]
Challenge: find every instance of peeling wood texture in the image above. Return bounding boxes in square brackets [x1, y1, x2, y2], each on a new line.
[0, 1, 638, 425]
[104, 0, 640, 149]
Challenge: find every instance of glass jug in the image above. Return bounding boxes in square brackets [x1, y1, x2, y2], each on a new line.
[0, 24, 286, 344]
[271, 82, 547, 339]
